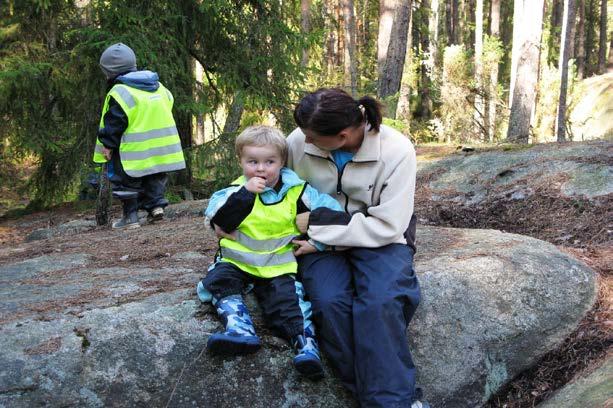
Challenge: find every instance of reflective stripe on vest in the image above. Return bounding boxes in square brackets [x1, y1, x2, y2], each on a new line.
[220, 176, 305, 278]
[221, 246, 297, 267]
[93, 83, 186, 177]
[233, 231, 297, 252]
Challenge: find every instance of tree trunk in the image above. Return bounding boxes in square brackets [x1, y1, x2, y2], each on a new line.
[598, 0, 607, 73]
[222, 92, 245, 134]
[609, 30, 613, 66]
[396, 0, 414, 123]
[487, 0, 500, 142]
[418, 0, 432, 118]
[377, 0, 395, 95]
[549, 0, 563, 66]
[342, 0, 358, 95]
[464, 0, 476, 48]
[474, 0, 484, 139]
[585, 0, 595, 76]
[445, 0, 459, 45]
[325, 0, 338, 76]
[556, 0, 577, 142]
[193, 60, 205, 145]
[429, 0, 440, 66]
[452, 0, 459, 44]
[509, 0, 523, 108]
[377, 0, 411, 101]
[507, 0, 545, 143]
[301, 0, 311, 67]
[576, 0, 586, 78]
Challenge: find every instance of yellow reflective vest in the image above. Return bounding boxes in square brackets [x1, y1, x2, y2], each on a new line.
[219, 176, 306, 278]
[93, 83, 186, 177]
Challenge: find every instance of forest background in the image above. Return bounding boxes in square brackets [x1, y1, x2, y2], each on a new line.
[0, 0, 611, 212]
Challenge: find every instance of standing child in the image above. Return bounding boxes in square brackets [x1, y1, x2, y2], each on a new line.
[94, 43, 185, 229]
[200, 125, 342, 379]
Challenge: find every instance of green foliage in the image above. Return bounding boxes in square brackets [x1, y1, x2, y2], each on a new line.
[0, 0, 305, 208]
[534, 60, 579, 142]
[165, 190, 183, 204]
[186, 132, 241, 197]
[439, 45, 473, 143]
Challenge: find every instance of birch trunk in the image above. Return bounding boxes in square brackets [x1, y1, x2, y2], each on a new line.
[396, 0, 414, 123]
[377, 0, 411, 102]
[487, 0, 500, 142]
[474, 0, 484, 139]
[507, 0, 545, 143]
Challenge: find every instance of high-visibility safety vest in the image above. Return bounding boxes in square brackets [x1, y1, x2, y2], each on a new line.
[220, 176, 306, 278]
[93, 83, 186, 178]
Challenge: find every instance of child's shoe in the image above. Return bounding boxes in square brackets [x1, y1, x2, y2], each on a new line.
[291, 326, 324, 380]
[112, 212, 140, 229]
[149, 206, 164, 221]
[207, 295, 260, 355]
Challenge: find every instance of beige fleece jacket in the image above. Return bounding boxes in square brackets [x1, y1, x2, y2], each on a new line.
[286, 124, 416, 248]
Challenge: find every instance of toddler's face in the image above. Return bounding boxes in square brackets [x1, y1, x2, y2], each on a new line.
[240, 145, 284, 188]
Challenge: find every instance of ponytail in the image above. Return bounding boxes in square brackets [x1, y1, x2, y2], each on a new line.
[358, 95, 383, 132]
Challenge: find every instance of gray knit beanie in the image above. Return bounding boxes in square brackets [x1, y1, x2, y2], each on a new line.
[99, 43, 137, 79]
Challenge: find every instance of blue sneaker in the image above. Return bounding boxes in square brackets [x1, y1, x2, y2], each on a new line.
[207, 295, 261, 355]
[292, 326, 324, 380]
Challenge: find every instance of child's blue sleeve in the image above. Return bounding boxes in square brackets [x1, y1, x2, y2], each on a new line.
[301, 184, 343, 212]
[204, 186, 242, 219]
[300, 184, 343, 251]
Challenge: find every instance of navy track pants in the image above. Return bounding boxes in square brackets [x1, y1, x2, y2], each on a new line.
[298, 244, 420, 407]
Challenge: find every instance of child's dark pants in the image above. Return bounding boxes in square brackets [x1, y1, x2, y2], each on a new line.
[202, 262, 304, 340]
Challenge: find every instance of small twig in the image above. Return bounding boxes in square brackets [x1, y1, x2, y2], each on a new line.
[165, 337, 211, 408]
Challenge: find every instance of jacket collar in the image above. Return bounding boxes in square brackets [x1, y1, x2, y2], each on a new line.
[303, 125, 380, 162]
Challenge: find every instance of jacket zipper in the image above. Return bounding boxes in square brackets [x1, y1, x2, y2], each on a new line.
[305, 152, 351, 213]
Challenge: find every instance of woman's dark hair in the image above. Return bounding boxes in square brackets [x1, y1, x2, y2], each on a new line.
[293, 88, 383, 136]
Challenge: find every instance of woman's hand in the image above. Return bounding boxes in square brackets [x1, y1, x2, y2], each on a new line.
[213, 224, 237, 240]
[293, 239, 317, 256]
[245, 177, 266, 193]
[295, 212, 310, 234]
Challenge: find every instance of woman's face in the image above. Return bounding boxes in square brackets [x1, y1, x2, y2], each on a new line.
[302, 128, 346, 151]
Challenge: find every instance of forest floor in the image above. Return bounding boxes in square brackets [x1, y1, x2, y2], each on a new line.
[0, 145, 611, 407]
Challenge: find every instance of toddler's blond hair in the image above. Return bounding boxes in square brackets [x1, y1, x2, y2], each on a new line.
[235, 125, 288, 163]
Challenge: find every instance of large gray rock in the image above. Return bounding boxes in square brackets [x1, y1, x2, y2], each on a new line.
[418, 140, 612, 205]
[0, 227, 596, 407]
[412, 227, 596, 406]
[537, 356, 612, 408]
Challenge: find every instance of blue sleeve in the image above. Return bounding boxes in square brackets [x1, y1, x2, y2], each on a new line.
[301, 184, 343, 212]
[205, 186, 239, 219]
[205, 185, 256, 232]
[300, 184, 343, 251]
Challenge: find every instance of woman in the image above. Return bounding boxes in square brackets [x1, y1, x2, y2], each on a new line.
[288, 88, 426, 408]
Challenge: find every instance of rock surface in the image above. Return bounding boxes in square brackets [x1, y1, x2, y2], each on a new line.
[417, 140, 612, 205]
[537, 356, 612, 408]
[0, 223, 597, 407]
